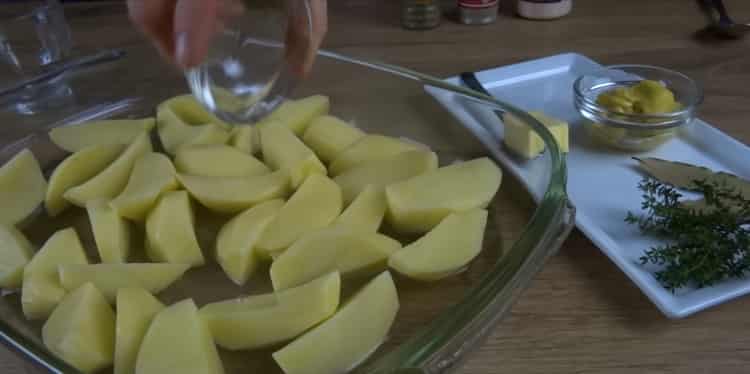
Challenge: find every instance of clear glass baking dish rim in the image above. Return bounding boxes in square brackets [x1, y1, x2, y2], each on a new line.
[0, 52, 576, 374]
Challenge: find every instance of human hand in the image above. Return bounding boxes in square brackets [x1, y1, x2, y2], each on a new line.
[127, 0, 327, 75]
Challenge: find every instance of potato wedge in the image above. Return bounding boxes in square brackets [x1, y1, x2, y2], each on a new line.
[328, 135, 421, 176]
[110, 152, 179, 221]
[261, 95, 330, 135]
[145, 191, 204, 267]
[178, 171, 289, 214]
[0, 149, 47, 225]
[385, 157, 501, 233]
[64, 132, 152, 207]
[0, 225, 34, 288]
[87, 199, 131, 263]
[272, 271, 398, 374]
[46, 144, 124, 216]
[332, 185, 386, 233]
[256, 174, 342, 256]
[175, 144, 269, 177]
[260, 124, 326, 189]
[42, 283, 115, 373]
[59, 263, 190, 302]
[22, 228, 89, 320]
[302, 115, 364, 163]
[114, 288, 164, 374]
[49, 118, 155, 153]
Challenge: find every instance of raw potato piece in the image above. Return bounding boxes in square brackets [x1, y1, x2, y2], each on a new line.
[329, 135, 422, 176]
[229, 125, 259, 155]
[110, 152, 179, 221]
[46, 144, 125, 216]
[256, 174, 342, 256]
[64, 132, 152, 207]
[59, 263, 190, 302]
[49, 118, 155, 153]
[114, 288, 165, 374]
[175, 144, 269, 177]
[145, 191, 204, 266]
[271, 226, 401, 290]
[334, 150, 438, 204]
[157, 105, 230, 155]
[263, 95, 330, 135]
[389, 209, 487, 281]
[502, 111, 569, 159]
[332, 185, 386, 233]
[385, 157, 502, 233]
[136, 299, 225, 374]
[87, 199, 131, 263]
[159, 94, 231, 129]
[272, 271, 399, 374]
[42, 283, 115, 373]
[302, 115, 364, 163]
[0, 149, 47, 225]
[22, 228, 89, 320]
[216, 199, 284, 285]
[200, 272, 340, 350]
[260, 124, 326, 188]
[178, 171, 289, 214]
[0, 225, 34, 288]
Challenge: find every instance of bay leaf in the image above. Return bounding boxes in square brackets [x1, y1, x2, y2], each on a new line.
[634, 157, 750, 199]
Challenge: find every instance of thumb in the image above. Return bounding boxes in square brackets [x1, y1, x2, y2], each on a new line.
[173, 0, 220, 69]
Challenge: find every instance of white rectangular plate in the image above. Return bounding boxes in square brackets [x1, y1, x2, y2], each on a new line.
[426, 53, 750, 318]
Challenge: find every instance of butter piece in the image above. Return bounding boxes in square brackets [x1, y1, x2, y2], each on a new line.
[502, 111, 569, 159]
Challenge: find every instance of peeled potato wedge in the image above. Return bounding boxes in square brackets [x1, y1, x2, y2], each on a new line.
[260, 124, 326, 189]
[22, 228, 89, 320]
[334, 150, 438, 204]
[200, 272, 340, 350]
[0, 225, 34, 288]
[332, 185, 386, 233]
[110, 152, 179, 221]
[87, 199, 131, 263]
[385, 157, 501, 233]
[261, 95, 330, 135]
[159, 94, 231, 129]
[229, 125, 259, 155]
[216, 199, 284, 285]
[46, 144, 125, 216]
[328, 135, 422, 176]
[114, 288, 165, 374]
[145, 191, 204, 267]
[178, 171, 289, 214]
[256, 174, 342, 256]
[302, 115, 364, 163]
[59, 263, 190, 302]
[157, 105, 230, 155]
[270, 226, 401, 291]
[49, 118, 155, 153]
[64, 132, 152, 207]
[388, 209, 488, 281]
[0, 149, 47, 225]
[272, 271, 399, 374]
[42, 283, 115, 373]
[136, 299, 225, 374]
[175, 144, 269, 177]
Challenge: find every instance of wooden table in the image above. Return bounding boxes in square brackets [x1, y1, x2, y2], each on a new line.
[3, 0, 750, 373]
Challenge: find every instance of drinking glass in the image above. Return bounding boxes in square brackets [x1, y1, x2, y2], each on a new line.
[0, 0, 74, 115]
[186, 0, 313, 124]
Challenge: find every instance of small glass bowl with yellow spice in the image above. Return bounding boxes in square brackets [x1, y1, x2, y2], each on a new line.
[573, 65, 703, 152]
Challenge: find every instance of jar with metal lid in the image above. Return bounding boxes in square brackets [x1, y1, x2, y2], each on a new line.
[517, 0, 572, 20]
[458, 0, 499, 25]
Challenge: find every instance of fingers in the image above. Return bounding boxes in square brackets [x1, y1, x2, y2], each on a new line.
[127, 0, 177, 61]
[286, 0, 328, 77]
[173, 0, 221, 69]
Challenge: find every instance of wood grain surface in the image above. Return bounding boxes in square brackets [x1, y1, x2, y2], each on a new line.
[2, 0, 750, 373]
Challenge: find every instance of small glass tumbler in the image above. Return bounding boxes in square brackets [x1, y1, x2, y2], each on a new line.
[0, 0, 74, 115]
[186, 0, 313, 125]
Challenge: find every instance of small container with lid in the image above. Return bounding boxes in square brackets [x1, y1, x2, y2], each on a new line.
[517, 0, 572, 20]
[458, 0, 499, 25]
[402, 0, 442, 30]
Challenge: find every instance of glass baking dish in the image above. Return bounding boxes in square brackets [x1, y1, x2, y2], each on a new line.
[0, 48, 574, 374]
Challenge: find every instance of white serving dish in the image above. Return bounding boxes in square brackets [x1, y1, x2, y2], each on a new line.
[427, 53, 750, 318]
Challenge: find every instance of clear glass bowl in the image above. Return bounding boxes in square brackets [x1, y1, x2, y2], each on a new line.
[573, 64, 703, 152]
[0, 50, 574, 374]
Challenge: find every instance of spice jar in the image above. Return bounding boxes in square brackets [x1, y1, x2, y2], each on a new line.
[458, 0, 499, 25]
[402, 0, 441, 30]
[517, 0, 572, 20]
